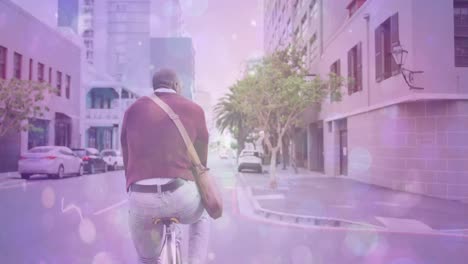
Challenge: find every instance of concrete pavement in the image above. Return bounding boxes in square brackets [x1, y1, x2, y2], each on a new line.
[238, 166, 468, 235]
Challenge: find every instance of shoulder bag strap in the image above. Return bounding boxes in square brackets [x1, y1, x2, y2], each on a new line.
[146, 95, 203, 167]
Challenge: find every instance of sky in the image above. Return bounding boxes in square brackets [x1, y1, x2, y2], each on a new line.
[9, 0, 264, 102]
[180, 0, 264, 100]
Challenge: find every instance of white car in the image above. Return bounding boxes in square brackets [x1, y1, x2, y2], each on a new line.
[237, 150, 263, 173]
[18, 146, 84, 180]
[219, 150, 229, 159]
[101, 149, 124, 171]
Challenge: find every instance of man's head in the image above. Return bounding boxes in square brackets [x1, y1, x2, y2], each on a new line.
[152, 68, 181, 93]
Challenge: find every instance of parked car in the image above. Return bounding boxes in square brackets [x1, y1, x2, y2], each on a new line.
[237, 149, 263, 173]
[72, 148, 107, 174]
[101, 149, 124, 171]
[18, 146, 83, 180]
[219, 150, 229, 159]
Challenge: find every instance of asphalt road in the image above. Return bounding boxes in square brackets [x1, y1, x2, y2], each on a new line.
[1, 154, 468, 264]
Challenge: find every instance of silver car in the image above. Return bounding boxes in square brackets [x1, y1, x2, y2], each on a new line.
[100, 149, 124, 171]
[18, 146, 84, 180]
[237, 150, 263, 173]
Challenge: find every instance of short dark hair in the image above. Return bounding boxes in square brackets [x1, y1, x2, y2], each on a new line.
[152, 68, 180, 91]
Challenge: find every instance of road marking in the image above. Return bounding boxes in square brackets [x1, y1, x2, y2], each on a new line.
[252, 186, 290, 191]
[376, 217, 433, 232]
[61, 198, 84, 221]
[254, 194, 285, 200]
[93, 199, 128, 216]
[0, 180, 28, 190]
[332, 204, 355, 209]
[374, 201, 400, 207]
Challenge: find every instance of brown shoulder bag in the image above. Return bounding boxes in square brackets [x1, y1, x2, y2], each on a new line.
[147, 95, 223, 219]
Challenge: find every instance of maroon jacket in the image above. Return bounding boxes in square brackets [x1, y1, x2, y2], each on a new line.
[121, 92, 209, 190]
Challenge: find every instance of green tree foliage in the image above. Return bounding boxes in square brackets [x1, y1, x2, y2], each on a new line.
[0, 79, 56, 137]
[214, 86, 253, 156]
[234, 47, 343, 188]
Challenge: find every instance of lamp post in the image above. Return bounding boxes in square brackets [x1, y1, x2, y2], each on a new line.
[391, 44, 424, 90]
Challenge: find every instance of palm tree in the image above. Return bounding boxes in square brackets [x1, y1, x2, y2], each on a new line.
[214, 89, 250, 157]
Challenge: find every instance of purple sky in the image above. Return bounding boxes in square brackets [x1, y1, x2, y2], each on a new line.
[181, 0, 264, 99]
[10, 0, 264, 101]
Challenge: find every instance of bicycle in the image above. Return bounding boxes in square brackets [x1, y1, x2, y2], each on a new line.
[154, 217, 182, 264]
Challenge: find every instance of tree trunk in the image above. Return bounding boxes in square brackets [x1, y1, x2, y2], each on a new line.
[282, 135, 289, 170]
[269, 147, 279, 189]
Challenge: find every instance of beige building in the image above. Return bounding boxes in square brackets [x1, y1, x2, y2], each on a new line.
[265, 0, 468, 201]
[0, 0, 81, 172]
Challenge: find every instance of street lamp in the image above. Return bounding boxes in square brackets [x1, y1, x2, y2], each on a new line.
[391, 44, 424, 90]
[392, 45, 408, 67]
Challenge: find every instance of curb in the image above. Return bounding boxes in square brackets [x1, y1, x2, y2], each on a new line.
[236, 172, 468, 237]
[237, 172, 383, 230]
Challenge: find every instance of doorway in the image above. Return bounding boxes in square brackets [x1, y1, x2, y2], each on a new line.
[339, 130, 348, 176]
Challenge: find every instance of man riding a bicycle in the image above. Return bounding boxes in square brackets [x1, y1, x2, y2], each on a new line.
[121, 69, 210, 264]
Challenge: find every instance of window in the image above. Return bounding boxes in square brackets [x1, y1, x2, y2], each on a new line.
[309, 0, 317, 11]
[13, 52, 22, 79]
[28, 119, 49, 149]
[455, 1, 468, 67]
[0, 46, 6, 79]
[347, 0, 367, 17]
[375, 13, 399, 82]
[37, 63, 45, 82]
[293, 0, 299, 9]
[48, 67, 52, 84]
[86, 51, 94, 62]
[330, 60, 341, 102]
[29, 59, 33, 80]
[65, 75, 71, 99]
[84, 39, 93, 50]
[115, 3, 126, 12]
[309, 33, 317, 58]
[300, 14, 307, 38]
[348, 42, 363, 94]
[56, 71, 62, 96]
[82, 29, 94, 38]
[331, 60, 341, 77]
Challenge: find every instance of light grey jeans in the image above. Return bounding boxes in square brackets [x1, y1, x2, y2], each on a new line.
[128, 179, 210, 264]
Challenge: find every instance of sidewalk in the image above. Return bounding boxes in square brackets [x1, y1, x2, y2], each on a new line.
[0, 171, 19, 180]
[238, 166, 468, 233]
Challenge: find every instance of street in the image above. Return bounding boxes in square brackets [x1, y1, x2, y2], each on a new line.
[0, 153, 467, 264]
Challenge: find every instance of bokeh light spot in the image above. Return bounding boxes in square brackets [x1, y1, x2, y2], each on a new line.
[92, 252, 114, 264]
[291, 245, 315, 264]
[344, 230, 380, 257]
[207, 252, 215, 261]
[79, 218, 96, 244]
[41, 186, 56, 209]
[349, 147, 373, 174]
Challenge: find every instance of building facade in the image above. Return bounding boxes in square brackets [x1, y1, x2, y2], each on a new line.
[58, 0, 101, 66]
[58, 0, 153, 95]
[107, 0, 151, 94]
[0, 0, 81, 172]
[81, 68, 138, 152]
[265, 0, 468, 201]
[150, 0, 184, 38]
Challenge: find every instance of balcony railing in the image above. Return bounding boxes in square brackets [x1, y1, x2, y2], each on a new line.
[86, 108, 121, 121]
